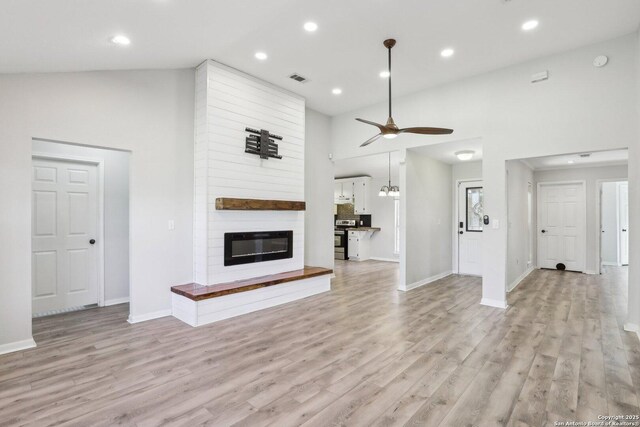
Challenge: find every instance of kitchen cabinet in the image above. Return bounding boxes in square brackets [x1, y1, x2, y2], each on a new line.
[348, 230, 371, 261]
[334, 181, 353, 204]
[352, 177, 371, 214]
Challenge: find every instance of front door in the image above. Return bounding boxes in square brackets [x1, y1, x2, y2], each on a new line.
[32, 158, 99, 315]
[619, 182, 629, 266]
[458, 181, 483, 276]
[538, 182, 586, 272]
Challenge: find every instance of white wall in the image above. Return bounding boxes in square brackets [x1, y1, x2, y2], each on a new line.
[506, 160, 535, 290]
[368, 177, 399, 262]
[452, 161, 483, 182]
[400, 150, 452, 290]
[0, 69, 194, 351]
[628, 29, 640, 333]
[194, 61, 305, 284]
[331, 34, 639, 310]
[601, 182, 620, 264]
[534, 164, 628, 274]
[31, 140, 131, 303]
[305, 108, 334, 269]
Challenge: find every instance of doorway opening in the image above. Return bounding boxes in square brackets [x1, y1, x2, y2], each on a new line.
[31, 139, 130, 318]
[598, 180, 629, 274]
[507, 148, 628, 292]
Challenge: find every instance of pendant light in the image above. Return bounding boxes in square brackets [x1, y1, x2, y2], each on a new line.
[379, 152, 399, 197]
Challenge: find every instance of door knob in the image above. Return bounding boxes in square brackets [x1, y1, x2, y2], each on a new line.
[89, 239, 96, 245]
[459, 231, 464, 235]
[541, 230, 546, 233]
[622, 229, 627, 232]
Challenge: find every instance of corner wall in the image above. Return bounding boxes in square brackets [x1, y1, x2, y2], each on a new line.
[626, 28, 640, 334]
[506, 160, 535, 290]
[400, 150, 453, 290]
[305, 109, 334, 269]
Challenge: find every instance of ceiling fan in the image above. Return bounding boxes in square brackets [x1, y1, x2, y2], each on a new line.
[357, 39, 454, 147]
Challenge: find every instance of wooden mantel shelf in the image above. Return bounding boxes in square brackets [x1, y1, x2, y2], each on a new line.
[215, 198, 306, 211]
[171, 266, 332, 301]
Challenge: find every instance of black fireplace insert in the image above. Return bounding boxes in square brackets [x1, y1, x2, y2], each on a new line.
[224, 230, 293, 266]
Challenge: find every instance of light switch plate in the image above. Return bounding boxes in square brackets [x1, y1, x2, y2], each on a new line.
[168, 220, 175, 231]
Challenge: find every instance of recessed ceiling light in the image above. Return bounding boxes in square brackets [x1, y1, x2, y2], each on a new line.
[303, 22, 318, 32]
[568, 160, 575, 164]
[455, 150, 475, 161]
[440, 48, 454, 58]
[255, 52, 268, 60]
[379, 70, 390, 78]
[332, 88, 342, 95]
[522, 19, 539, 31]
[111, 35, 131, 46]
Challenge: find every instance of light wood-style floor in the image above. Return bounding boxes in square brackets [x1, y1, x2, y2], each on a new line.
[1, 261, 639, 426]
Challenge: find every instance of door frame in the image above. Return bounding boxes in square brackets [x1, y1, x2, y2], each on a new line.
[453, 178, 483, 275]
[31, 152, 106, 307]
[595, 178, 628, 274]
[536, 180, 587, 273]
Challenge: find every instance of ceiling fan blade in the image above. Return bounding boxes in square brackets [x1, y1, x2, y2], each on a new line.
[398, 127, 454, 135]
[360, 133, 382, 147]
[356, 118, 388, 132]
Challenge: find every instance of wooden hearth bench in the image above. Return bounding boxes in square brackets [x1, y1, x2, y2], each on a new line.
[170, 266, 333, 326]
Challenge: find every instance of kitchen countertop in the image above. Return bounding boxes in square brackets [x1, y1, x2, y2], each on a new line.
[346, 227, 381, 231]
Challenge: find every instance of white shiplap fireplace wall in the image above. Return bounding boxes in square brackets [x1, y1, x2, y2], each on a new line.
[194, 60, 306, 285]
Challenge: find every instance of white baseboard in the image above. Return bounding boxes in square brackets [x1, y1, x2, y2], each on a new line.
[127, 309, 172, 324]
[104, 297, 130, 306]
[401, 271, 453, 292]
[507, 266, 534, 293]
[624, 323, 640, 340]
[0, 338, 37, 355]
[585, 270, 598, 275]
[602, 261, 619, 266]
[370, 257, 400, 263]
[481, 298, 508, 309]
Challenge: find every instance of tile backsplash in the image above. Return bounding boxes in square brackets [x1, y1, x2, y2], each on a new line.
[336, 203, 358, 220]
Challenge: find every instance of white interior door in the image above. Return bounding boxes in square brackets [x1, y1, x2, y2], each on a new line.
[32, 158, 99, 315]
[619, 182, 629, 266]
[458, 181, 483, 276]
[537, 182, 586, 272]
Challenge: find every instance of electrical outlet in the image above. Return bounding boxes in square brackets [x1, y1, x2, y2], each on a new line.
[168, 220, 175, 231]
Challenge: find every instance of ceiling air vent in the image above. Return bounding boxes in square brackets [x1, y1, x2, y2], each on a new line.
[289, 73, 309, 83]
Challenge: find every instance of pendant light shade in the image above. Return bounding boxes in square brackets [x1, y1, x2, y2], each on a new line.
[379, 153, 399, 198]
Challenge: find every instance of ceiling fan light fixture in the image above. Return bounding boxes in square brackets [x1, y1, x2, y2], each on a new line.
[455, 150, 475, 161]
[389, 186, 400, 197]
[379, 186, 389, 197]
[356, 39, 454, 147]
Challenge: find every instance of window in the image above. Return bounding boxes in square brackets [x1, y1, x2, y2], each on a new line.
[466, 187, 484, 232]
[394, 198, 400, 254]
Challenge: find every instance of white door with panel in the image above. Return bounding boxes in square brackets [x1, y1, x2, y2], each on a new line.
[458, 181, 483, 276]
[619, 182, 629, 266]
[537, 182, 586, 272]
[32, 158, 99, 315]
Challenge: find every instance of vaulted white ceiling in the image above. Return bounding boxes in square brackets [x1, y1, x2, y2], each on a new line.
[2, 0, 639, 115]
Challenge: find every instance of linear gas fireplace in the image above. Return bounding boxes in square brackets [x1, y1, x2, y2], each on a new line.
[224, 230, 293, 266]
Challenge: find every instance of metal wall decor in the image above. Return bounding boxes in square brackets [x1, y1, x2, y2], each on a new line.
[245, 127, 283, 159]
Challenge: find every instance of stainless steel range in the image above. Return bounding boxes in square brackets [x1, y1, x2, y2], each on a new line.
[334, 219, 356, 260]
